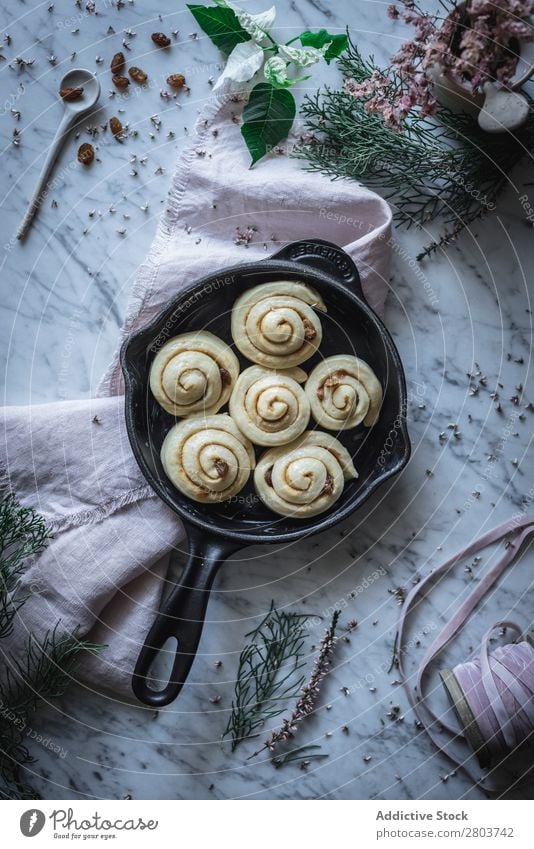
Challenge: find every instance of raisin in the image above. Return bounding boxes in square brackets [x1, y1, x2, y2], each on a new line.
[151, 32, 171, 48]
[60, 87, 83, 101]
[129, 66, 148, 84]
[110, 52, 125, 74]
[109, 116, 123, 137]
[112, 74, 129, 90]
[77, 142, 94, 166]
[167, 73, 186, 89]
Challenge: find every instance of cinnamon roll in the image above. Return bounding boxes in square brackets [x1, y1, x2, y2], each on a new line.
[254, 431, 358, 518]
[149, 331, 239, 417]
[306, 355, 382, 430]
[229, 366, 310, 446]
[231, 281, 326, 368]
[161, 414, 255, 503]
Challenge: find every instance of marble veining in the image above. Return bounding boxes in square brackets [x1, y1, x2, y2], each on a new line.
[0, 0, 533, 800]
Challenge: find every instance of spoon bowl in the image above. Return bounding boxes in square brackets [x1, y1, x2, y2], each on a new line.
[59, 67, 101, 114]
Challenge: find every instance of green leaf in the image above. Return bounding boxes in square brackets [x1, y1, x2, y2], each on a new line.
[241, 82, 296, 166]
[187, 4, 251, 56]
[299, 29, 348, 63]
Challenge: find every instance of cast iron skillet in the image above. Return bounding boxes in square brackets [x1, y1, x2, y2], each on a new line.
[121, 239, 410, 706]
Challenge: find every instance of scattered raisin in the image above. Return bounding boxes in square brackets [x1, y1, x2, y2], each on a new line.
[264, 467, 273, 487]
[109, 116, 123, 137]
[112, 74, 129, 90]
[77, 142, 94, 166]
[60, 87, 83, 101]
[129, 66, 148, 84]
[214, 459, 228, 478]
[151, 32, 171, 48]
[110, 51, 125, 74]
[219, 367, 231, 386]
[167, 73, 186, 89]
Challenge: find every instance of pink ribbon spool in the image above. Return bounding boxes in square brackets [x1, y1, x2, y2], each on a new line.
[398, 514, 534, 792]
[441, 630, 534, 768]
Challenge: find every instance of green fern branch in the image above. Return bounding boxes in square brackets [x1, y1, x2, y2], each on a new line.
[0, 494, 103, 799]
[223, 603, 313, 750]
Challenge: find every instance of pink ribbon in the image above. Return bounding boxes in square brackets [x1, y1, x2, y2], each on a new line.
[397, 514, 534, 793]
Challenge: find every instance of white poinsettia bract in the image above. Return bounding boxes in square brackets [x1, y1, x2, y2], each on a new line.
[213, 40, 265, 90]
[214, 0, 276, 42]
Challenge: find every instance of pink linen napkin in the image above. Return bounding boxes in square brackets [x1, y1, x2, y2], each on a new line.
[1, 93, 393, 699]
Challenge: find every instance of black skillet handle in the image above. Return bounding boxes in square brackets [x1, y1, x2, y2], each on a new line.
[132, 528, 240, 707]
[272, 239, 365, 301]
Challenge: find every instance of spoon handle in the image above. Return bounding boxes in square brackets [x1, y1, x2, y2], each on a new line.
[17, 112, 74, 241]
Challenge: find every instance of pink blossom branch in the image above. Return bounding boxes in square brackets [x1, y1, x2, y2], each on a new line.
[345, 0, 534, 130]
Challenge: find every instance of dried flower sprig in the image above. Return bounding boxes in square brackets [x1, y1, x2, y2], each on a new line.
[350, 0, 534, 130]
[250, 609, 341, 758]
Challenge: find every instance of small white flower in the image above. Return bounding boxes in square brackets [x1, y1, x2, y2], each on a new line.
[213, 40, 265, 90]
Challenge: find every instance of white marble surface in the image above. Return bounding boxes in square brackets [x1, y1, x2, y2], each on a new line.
[1, 0, 533, 801]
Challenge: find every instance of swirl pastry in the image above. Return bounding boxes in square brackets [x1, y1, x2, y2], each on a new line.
[306, 354, 382, 430]
[231, 281, 326, 368]
[161, 414, 255, 503]
[255, 431, 358, 518]
[150, 331, 239, 417]
[229, 366, 310, 446]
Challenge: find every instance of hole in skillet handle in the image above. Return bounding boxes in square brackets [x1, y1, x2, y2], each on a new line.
[132, 528, 239, 708]
[271, 239, 365, 301]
